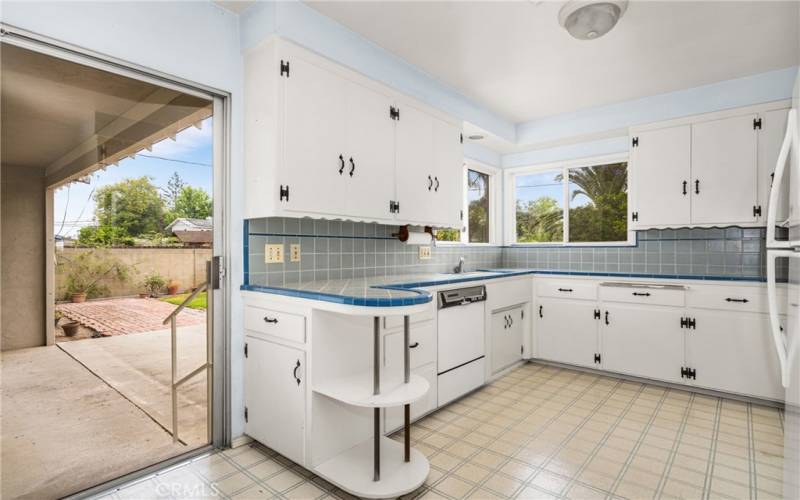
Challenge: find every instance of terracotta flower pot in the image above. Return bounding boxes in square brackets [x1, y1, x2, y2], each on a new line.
[71, 292, 87, 303]
[62, 321, 80, 337]
[167, 285, 179, 295]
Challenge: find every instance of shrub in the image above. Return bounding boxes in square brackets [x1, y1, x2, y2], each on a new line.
[57, 250, 132, 299]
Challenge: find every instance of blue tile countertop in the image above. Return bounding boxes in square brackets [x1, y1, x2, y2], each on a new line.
[241, 269, 766, 307]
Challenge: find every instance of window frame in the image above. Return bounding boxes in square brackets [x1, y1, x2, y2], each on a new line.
[437, 160, 501, 246]
[503, 153, 634, 247]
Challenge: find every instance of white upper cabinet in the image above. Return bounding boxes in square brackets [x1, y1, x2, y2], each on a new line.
[631, 125, 692, 227]
[630, 103, 790, 229]
[690, 114, 758, 225]
[244, 38, 463, 227]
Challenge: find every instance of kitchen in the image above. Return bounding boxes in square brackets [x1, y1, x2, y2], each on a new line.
[1, 0, 799, 499]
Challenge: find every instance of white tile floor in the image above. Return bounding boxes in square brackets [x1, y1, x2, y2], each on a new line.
[98, 362, 784, 500]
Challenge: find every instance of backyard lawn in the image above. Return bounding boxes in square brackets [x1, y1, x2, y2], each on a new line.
[160, 291, 207, 310]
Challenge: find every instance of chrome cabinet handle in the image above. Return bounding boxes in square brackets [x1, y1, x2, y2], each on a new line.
[293, 360, 301, 386]
[264, 317, 278, 324]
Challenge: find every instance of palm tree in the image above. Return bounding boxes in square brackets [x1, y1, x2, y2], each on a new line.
[557, 163, 627, 204]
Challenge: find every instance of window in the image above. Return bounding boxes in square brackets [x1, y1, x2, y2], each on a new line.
[436, 163, 497, 244]
[509, 158, 629, 245]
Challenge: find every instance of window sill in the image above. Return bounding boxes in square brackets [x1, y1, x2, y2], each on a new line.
[506, 240, 636, 248]
[435, 241, 496, 247]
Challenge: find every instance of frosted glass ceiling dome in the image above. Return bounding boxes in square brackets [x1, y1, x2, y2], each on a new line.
[559, 0, 628, 40]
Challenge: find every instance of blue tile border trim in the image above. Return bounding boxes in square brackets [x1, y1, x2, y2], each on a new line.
[241, 284, 432, 307]
[249, 232, 395, 241]
[478, 269, 767, 283]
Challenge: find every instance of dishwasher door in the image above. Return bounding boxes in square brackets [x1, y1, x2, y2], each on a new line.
[437, 300, 486, 373]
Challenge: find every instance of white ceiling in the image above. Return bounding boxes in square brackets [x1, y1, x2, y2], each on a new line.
[307, 1, 799, 124]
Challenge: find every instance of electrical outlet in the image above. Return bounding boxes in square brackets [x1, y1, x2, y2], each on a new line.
[418, 246, 432, 260]
[290, 244, 301, 262]
[265, 244, 284, 264]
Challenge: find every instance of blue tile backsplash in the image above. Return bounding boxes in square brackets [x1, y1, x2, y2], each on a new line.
[245, 218, 778, 287]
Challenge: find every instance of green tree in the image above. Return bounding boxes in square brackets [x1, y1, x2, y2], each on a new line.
[559, 163, 627, 242]
[172, 186, 212, 220]
[94, 177, 165, 237]
[77, 225, 134, 247]
[164, 172, 186, 209]
[516, 197, 563, 243]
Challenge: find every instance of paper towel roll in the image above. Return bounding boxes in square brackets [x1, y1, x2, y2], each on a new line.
[405, 231, 433, 245]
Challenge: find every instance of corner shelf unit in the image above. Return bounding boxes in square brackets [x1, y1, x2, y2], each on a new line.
[312, 316, 430, 498]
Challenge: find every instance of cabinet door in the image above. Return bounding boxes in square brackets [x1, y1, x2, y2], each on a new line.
[691, 114, 758, 224]
[491, 308, 524, 374]
[244, 337, 306, 464]
[344, 81, 396, 220]
[601, 305, 683, 383]
[631, 125, 691, 227]
[431, 117, 464, 228]
[686, 310, 784, 400]
[536, 299, 599, 368]
[385, 362, 437, 431]
[283, 57, 348, 215]
[395, 102, 434, 224]
[758, 108, 791, 224]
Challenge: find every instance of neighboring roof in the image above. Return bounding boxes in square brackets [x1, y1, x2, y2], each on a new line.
[165, 218, 212, 233]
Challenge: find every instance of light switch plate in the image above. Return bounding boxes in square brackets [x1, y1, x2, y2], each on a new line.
[265, 244, 284, 264]
[418, 246, 432, 260]
[290, 244, 301, 262]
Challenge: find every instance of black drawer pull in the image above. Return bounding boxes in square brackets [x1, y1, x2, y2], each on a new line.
[338, 154, 345, 175]
[428, 175, 433, 191]
[293, 359, 301, 385]
[695, 179, 700, 194]
[539, 305, 543, 318]
[349, 157, 355, 177]
[605, 311, 610, 325]
[558, 288, 573, 292]
[682, 180, 687, 196]
[725, 298, 749, 303]
[632, 292, 651, 297]
[434, 176, 440, 192]
[264, 317, 278, 324]
[409, 342, 419, 348]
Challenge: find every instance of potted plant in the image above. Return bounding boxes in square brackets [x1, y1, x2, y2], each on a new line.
[167, 279, 181, 296]
[54, 310, 64, 326]
[142, 272, 166, 297]
[61, 321, 80, 337]
[57, 250, 131, 303]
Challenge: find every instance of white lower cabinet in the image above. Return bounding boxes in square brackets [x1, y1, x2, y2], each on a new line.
[685, 310, 784, 400]
[244, 336, 306, 465]
[536, 299, 599, 369]
[385, 362, 437, 431]
[601, 304, 684, 383]
[491, 306, 525, 374]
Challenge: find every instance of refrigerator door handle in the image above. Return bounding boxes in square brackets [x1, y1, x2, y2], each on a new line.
[767, 249, 791, 387]
[766, 109, 797, 248]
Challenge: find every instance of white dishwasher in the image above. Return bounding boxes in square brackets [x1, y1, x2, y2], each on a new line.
[437, 285, 487, 406]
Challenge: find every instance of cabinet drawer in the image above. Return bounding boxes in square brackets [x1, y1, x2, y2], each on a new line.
[244, 305, 306, 344]
[687, 286, 782, 314]
[486, 278, 532, 310]
[600, 283, 685, 307]
[536, 280, 597, 301]
[384, 320, 435, 371]
[383, 305, 434, 330]
[438, 357, 485, 407]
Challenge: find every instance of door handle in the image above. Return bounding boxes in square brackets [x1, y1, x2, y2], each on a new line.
[339, 154, 345, 175]
[539, 305, 543, 318]
[293, 359, 301, 386]
[434, 177, 440, 192]
[264, 317, 278, 324]
[409, 342, 419, 349]
[695, 179, 700, 194]
[682, 180, 687, 196]
[604, 311, 610, 325]
[349, 157, 355, 177]
[428, 175, 433, 191]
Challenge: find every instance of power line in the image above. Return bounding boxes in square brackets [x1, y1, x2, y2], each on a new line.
[136, 154, 212, 168]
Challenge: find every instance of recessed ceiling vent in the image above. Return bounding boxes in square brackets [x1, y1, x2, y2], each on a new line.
[558, 0, 628, 40]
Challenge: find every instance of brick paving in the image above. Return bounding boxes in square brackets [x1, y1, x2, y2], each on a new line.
[56, 297, 205, 336]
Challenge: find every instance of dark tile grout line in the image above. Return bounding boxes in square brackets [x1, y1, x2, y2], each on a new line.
[604, 387, 671, 499]
[702, 398, 724, 500]
[652, 392, 698, 499]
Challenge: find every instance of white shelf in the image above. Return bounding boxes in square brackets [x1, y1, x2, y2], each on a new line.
[313, 436, 429, 499]
[313, 373, 429, 408]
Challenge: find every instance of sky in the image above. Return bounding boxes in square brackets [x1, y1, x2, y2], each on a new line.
[54, 117, 213, 238]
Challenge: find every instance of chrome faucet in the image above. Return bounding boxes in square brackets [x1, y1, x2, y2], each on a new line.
[453, 257, 465, 274]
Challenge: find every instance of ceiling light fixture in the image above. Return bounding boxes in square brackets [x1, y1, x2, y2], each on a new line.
[559, 0, 628, 40]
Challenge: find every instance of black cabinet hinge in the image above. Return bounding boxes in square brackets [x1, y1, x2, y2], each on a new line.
[389, 106, 400, 121]
[279, 185, 290, 202]
[460, 133, 464, 144]
[681, 367, 697, 380]
[632, 136, 639, 147]
[754, 118, 762, 130]
[594, 353, 602, 364]
[244, 406, 249, 422]
[680, 317, 696, 329]
[593, 309, 601, 320]
[632, 212, 639, 222]
[244, 343, 248, 358]
[389, 200, 400, 214]
[280, 60, 290, 77]
[460, 210, 464, 221]
[521, 309, 524, 319]
[521, 345, 524, 355]
[753, 205, 762, 217]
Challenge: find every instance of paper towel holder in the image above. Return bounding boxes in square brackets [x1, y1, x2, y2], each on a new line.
[392, 225, 434, 242]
